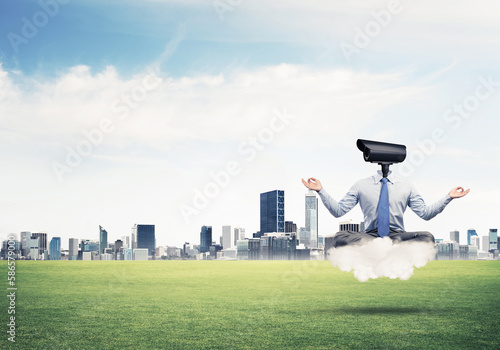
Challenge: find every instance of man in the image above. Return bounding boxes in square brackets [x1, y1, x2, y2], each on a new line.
[301, 172, 469, 247]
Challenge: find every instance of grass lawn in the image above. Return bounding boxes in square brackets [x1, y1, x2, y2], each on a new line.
[1, 260, 499, 349]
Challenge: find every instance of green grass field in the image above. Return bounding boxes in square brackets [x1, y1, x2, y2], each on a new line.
[1, 260, 499, 349]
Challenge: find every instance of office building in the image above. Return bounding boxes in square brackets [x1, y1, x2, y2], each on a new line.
[114, 239, 123, 260]
[68, 238, 79, 260]
[82, 251, 92, 261]
[450, 230, 460, 243]
[135, 224, 156, 256]
[156, 246, 165, 258]
[237, 240, 249, 260]
[182, 242, 191, 258]
[318, 235, 325, 247]
[131, 226, 137, 249]
[134, 248, 149, 260]
[305, 190, 318, 248]
[99, 225, 108, 254]
[49, 237, 61, 260]
[435, 241, 459, 260]
[222, 225, 232, 249]
[470, 236, 480, 248]
[285, 221, 297, 234]
[99, 226, 108, 254]
[459, 245, 478, 260]
[260, 190, 285, 234]
[207, 244, 221, 259]
[234, 227, 245, 246]
[166, 246, 180, 258]
[31, 232, 47, 256]
[248, 238, 260, 260]
[200, 226, 212, 253]
[28, 237, 39, 260]
[480, 236, 490, 252]
[123, 248, 133, 261]
[121, 235, 130, 249]
[260, 236, 273, 260]
[272, 235, 296, 260]
[298, 227, 310, 247]
[80, 240, 99, 253]
[21, 231, 30, 257]
[296, 245, 311, 260]
[489, 229, 498, 252]
[467, 229, 478, 245]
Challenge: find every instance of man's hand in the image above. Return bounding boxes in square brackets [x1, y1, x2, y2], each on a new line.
[302, 177, 322, 192]
[449, 187, 470, 199]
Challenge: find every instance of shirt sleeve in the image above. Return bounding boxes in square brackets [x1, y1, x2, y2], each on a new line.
[317, 185, 359, 218]
[408, 185, 454, 221]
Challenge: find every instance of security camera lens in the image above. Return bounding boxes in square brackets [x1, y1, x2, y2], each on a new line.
[364, 148, 370, 160]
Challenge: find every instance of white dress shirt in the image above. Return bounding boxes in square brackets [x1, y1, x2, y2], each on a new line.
[317, 170, 453, 232]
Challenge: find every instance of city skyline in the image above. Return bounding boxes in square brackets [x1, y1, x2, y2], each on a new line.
[5, 221, 498, 261]
[1, 1, 499, 249]
[3, 185, 499, 251]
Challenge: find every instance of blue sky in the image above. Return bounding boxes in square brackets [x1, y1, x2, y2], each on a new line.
[1, 0, 499, 249]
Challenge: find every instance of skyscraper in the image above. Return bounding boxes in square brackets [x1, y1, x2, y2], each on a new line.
[68, 238, 79, 260]
[131, 226, 137, 249]
[467, 229, 478, 245]
[285, 221, 297, 233]
[305, 190, 318, 248]
[121, 235, 130, 249]
[470, 235, 480, 248]
[99, 225, 108, 254]
[260, 190, 285, 234]
[49, 237, 61, 260]
[114, 239, 123, 260]
[31, 232, 47, 256]
[222, 225, 232, 249]
[28, 238, 39, 260]
[480, 235, 490, 252]
[450, 230, 460, 243]
[298, 227, 310, 247]
[489, 229, 498, 252]
[234, 227, 245, 246]
[136, 224, 156, 256]
[200, 226, 212, 253]
[21, 231, 30, 257]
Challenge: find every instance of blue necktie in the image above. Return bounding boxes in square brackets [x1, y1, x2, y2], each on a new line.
[378, 178, 390, 237]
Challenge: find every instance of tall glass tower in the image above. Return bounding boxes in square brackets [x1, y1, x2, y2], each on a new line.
[136, 224, 156, 256]
[49, 237, 61, 260]
[305, 190, 318, 248]
[467, 229, 478, 245]
[200, 226, 212, 253]
[489, 229, 498, 251]
[99, 226, 108, 254]
[260, 190, 285, 234]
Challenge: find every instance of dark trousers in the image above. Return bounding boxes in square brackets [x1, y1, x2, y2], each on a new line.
[332, 230, 435, 248]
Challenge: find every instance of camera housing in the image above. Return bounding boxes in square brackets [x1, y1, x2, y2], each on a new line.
[356, 139, 406, 178]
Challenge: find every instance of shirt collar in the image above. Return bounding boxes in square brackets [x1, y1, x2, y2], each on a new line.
[373, 170, 398, 184]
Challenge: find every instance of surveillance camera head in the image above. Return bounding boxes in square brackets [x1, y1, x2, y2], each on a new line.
[356, 139, 406, 177]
